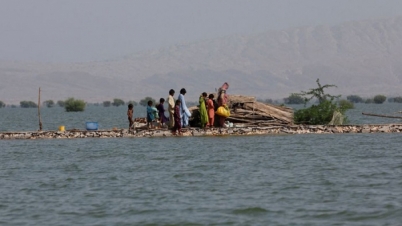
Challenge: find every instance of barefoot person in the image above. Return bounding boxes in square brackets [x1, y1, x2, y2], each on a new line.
[156, 98, 169, 127]
[199, 92, 208, 128]
[178, 88, 191, 128]
[207, 94, 215, 128]
[146, 100, 155, 129]
[127, 103, 134, 131]
[167, 89, 175, 129]
[173, 99, 182, 135]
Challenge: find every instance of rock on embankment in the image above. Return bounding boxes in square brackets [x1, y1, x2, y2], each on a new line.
[1, 124, 401, 140]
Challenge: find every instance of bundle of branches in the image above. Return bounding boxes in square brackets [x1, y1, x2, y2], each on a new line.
[189, 95, 294, 127]
[228, 95, 293, 126]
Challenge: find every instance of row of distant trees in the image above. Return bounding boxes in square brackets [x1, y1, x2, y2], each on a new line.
[0, 97, 161, 111]
[284, 94, 394, 105]
[1, 94, 401, 110]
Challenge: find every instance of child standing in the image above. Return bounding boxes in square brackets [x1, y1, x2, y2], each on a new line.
[157, 98, 169, 127]
[173, 99, 182, 135]
[127, 103, 134, 131]
[146, 100, 155, 129]
[207, 94, 215, 128]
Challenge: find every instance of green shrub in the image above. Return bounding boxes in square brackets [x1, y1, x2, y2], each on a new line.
[64, 98, 86, 112]
[293, 79, 347, 125]
[346, 95, 364, 103]
[365, 98, 374, 104]
[43, 100, 54, 108]
[373, 95, 386, 104]
[294, 100, 340, 125]
[338, 99, 354, 110]
[112, 98, 125, 107]
[392, 97, 402, 103]
[57, 100, 65, 107]
[103, 101, 111, 107]
[0, 101, 5, 108]
[20, 101, 38, 108]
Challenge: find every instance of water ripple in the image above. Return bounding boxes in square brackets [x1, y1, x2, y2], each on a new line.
[1, 134, 402, 225]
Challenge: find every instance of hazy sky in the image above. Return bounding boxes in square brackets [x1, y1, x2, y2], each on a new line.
[1, 0, 402, 62]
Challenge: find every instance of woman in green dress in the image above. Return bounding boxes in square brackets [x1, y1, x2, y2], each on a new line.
[199, 92, 209, 128]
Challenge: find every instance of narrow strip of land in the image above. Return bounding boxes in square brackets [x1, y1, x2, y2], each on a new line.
[1, 124, 401, 139]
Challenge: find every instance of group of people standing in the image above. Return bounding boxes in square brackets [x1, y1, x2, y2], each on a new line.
[128, 82, 229, 135]
[165, 88, 194, 135]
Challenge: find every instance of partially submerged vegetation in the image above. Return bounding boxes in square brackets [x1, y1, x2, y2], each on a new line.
[64, 98, 86, 112]
[293, 79, 352, 125]
[43, 100, 55, 108]
[20, 101, 38, 108]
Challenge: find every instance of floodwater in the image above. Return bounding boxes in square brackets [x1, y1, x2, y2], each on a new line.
[1, 104, 402, 225]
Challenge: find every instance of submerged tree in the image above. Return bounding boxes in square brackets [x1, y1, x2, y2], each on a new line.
[294, 79, 348, 125]
[64, 98, 86, 112]
[57, 100, 65, 107]
[364, 98, 374, 104]
[112, 98, 125, 107]
[392, 97, 402, 103]
[297, 79, 340, 104]
[373, 95, 386, 104]
[20, 101, 38, 108]
[103, 101, 111, 107]
[43, 100, 55, 108]
[338, 99, 354, 110]
[347, 95, 364, 103]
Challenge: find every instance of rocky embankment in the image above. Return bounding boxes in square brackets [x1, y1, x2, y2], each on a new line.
[1, 124, 401, 140]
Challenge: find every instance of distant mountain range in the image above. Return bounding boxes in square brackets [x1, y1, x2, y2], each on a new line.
[2, 16, 402, 104]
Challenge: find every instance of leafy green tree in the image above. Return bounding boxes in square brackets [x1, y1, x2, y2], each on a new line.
[139, 97, 156, 106]
[103, 101, 111, 107]
[20, 101, 38, 108]
[298, 79, 340, 104]
[346, 95, 364, 103]
[365, 98, 374, 104]
[294, 100, 340, 125]
[373, 95, 386, 104]
[338, 99, 354, 110]
[0, 101, 5, 108]
[284, 94, 305, 104]
[294, 79, 347, 125]
[57, 100, 65, 107]
[392, 97, 402, 103]
[112, 98, 125, 107]
[64, 98, 86, 112]
[43, 100, 55, 108]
